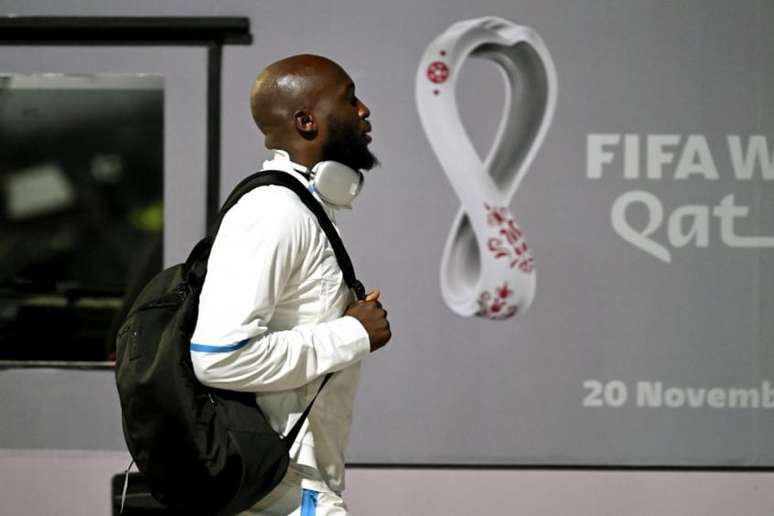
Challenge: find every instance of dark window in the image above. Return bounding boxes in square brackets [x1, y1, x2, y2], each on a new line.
[0, 75, 163, 364]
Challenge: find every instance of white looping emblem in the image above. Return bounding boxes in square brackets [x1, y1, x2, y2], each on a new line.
[415, 17, 558, 320]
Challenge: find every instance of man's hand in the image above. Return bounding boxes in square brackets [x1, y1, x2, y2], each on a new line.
[344, 288, 391, 352]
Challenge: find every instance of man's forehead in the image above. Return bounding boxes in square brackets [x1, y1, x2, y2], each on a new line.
[315, 62, 352, 88]
[310, 68, 354, 100]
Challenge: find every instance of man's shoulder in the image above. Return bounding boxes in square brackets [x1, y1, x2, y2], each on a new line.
[224, 182, 316, 232]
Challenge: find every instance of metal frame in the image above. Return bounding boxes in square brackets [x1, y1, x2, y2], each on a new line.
[0, 16, 253, 226]
[0, 16, 251, 370]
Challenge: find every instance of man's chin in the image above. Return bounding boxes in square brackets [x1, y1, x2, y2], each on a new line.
[327, 150, 378, 172]
[360, 153, 379, 172]
[322, 133, 379, 171]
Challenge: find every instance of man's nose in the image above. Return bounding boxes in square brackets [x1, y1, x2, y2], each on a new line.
[357, 99, 370, 119]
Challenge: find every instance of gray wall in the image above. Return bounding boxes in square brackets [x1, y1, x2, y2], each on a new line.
[2, 0, 774, 513]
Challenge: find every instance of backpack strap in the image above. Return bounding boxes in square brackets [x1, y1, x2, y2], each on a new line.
[188, 170, 367, 446]
[249, 171, 366, 301]
[282, 373, 333, 450]
[186, 170, 366, 301]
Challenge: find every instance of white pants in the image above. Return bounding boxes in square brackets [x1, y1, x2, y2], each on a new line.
[240, 468, 348, 516]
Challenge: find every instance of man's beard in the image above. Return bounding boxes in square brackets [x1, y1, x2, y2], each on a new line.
[322, 119, 379, 171]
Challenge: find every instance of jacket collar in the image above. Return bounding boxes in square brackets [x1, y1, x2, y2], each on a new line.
[261, 149, 338, 220]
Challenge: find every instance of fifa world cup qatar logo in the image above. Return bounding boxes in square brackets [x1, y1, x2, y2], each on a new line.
[415, 17, 557, 320]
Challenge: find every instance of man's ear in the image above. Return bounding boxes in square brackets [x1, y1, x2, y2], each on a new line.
[294, 110, 317, 138]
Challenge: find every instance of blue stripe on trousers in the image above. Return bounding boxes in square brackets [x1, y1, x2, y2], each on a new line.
[301, 489, 318, 516]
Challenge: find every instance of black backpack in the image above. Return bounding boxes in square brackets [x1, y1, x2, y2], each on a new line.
[115, 170, 366, 515]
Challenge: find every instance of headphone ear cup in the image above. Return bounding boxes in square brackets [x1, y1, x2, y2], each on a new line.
[311, 161, 364, 208]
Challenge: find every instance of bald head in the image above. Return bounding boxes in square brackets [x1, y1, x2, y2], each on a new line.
[250, 54, 348, 148]
[249, 54, 374, 170]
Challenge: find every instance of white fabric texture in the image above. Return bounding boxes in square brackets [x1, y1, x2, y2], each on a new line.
[191, 150, 371, 498]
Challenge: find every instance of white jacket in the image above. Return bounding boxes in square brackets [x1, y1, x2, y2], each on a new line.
[190, 150, 371, 495]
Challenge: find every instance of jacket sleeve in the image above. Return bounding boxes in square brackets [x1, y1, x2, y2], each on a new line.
[189, 186, 371, 393]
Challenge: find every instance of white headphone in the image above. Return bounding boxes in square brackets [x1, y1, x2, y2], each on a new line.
[308, 160, 364, 209]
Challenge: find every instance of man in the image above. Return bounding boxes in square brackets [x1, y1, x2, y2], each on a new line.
[190, 54, 390, 515]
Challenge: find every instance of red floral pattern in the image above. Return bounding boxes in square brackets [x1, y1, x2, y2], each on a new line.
[427, 61, 450, 84]
[476, 282, 519, 320]
[484, 204, 534, 273]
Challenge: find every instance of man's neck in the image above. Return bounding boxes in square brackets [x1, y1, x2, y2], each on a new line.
[277, 142, 321, 170]
[270, 149, 309, 170]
